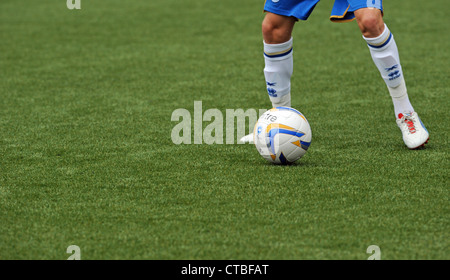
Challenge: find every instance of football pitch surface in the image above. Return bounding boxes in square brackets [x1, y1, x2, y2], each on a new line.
[1, 0, 448, 260]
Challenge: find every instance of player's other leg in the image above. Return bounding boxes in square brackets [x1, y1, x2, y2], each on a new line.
[354, 8, 429, 149]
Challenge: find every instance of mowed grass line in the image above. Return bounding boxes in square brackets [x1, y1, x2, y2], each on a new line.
[0, 0, 448, 259]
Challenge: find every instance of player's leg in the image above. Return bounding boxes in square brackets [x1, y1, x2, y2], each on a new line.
[241, 0, 320, 144]
[260, 0, 320, 109]
[240, 13, 296, 144]
[262, 13, 296, 108]
[354, 7, 429, 149]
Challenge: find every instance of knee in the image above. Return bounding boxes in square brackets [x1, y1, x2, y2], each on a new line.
[261, 19, 274, 40]
[356, 11, 385, 38]
[262, 16, 293, 44]
[262, 20, 282, 43]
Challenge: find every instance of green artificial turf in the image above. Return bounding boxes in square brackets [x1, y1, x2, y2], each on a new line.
[0, 0, 448, 260]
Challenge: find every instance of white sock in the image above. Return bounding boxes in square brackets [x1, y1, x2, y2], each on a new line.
[364, 24, 414, 118]
[389, 79, 414, 118]
[264, 38, 293, 108]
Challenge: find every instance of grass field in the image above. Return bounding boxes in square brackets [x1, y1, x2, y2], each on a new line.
[0, 0, 449, 260]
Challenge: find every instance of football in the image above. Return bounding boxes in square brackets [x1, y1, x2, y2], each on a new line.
[253, 107, 312, 164]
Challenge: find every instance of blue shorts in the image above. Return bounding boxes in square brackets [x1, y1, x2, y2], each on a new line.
[264, 0, 383, 22]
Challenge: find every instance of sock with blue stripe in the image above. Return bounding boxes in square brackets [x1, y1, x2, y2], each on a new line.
[264, 38, 293, 108]
[364, 24, 414, 117]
